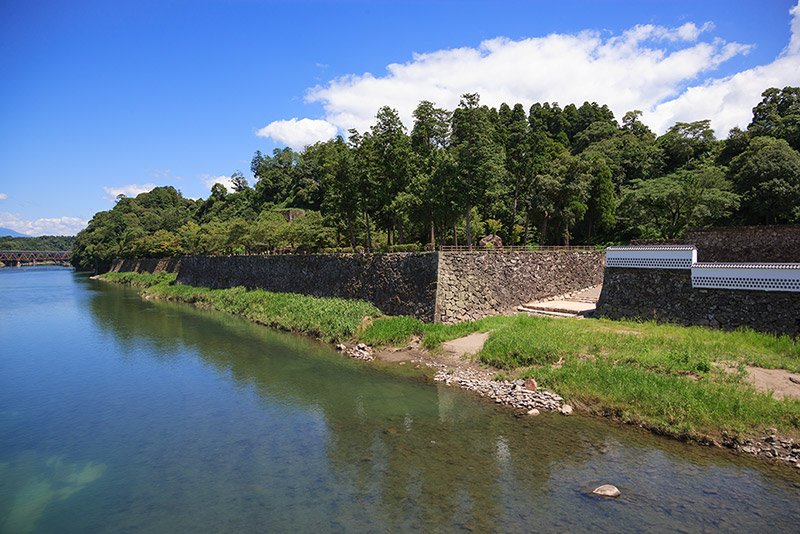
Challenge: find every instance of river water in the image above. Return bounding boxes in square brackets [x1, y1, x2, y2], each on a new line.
[1, 267, 799, 533]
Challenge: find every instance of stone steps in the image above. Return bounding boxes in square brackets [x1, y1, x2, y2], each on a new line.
[516, 306, 582, 318]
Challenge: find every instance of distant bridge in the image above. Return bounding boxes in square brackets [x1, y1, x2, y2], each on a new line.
[0, 250, 70, 265]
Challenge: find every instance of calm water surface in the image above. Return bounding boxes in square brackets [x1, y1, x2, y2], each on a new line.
[1, 267, 799, 533]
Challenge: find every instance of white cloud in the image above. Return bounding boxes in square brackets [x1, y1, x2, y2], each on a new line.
[264, 2, 798, 139]
[202, 174, 235, 192]
[0, 212, 88, 236]
[0, 193, 7, 201]
[645, 3, 800, 134]
[255, 117, 338, 150]
[103, 183, 157, 200]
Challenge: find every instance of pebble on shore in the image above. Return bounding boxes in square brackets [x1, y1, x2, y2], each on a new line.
[434, 369, 565, 413]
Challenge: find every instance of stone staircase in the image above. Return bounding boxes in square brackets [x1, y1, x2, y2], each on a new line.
[517, 285, 601, 319]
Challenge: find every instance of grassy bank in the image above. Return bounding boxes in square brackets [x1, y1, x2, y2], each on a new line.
[99, 271, 800, 440]
[98, 272, 381, 342]
[362, 314, 800, 438]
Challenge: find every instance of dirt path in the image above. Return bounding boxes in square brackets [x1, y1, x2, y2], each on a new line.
[442, 332, 489, 358]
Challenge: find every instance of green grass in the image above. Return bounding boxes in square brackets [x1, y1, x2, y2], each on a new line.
[99, 271, 178, 287]
[474, 315, 800, 373]
[97, 272, 381, 342]
[528, 359, 800, 436]
[359, 316, 425, 346]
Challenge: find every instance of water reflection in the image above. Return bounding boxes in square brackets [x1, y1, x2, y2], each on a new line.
[85, 280, 800, 532]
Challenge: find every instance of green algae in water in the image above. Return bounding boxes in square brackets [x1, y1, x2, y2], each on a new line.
[0, 452, 107, 533]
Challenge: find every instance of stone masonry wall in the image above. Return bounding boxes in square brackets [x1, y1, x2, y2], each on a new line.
[109, 257, 182, 274]
[110, 252, 606, 324]
[596, 268, 800, 336]
[177, 253, 439, 321]
[687, 225, 800, 263]
[436, 251, 605, 323]
[632, 224, 800, 262]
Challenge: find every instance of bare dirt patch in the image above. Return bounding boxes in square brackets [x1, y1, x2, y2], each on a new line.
[745, 367, 800, 400]
[442, 332, 489, 358]
[715, 362, 800, 399]
[373, 333, 494, 381]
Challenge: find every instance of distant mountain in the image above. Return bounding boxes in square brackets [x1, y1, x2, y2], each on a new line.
[0, 227, 26, 237]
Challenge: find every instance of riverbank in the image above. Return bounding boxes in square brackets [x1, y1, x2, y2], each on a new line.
[96, 272, 800, 468]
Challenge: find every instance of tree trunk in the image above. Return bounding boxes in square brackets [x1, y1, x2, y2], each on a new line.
[348, 218, 356, 251]
[453, 224, 458, 247]
[541, 214, 549, 245]
[398, 220, 404, 245]
[365, 211, 372, 252]
[523, 215, 529, 246]
[465, 205, 472, 251]
[430, 220, 435, 248]
[511, 179, 519, 244]
[562, 224, 570, 246]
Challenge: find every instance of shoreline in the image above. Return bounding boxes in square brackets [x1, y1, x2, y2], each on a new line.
[344, 340, 800, 470]
[94, 272, 800, 471]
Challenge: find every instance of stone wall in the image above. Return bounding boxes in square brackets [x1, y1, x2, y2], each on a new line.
[176, 253, 439, 321]
[436, 251, 605, 323]
[632, 224, 800, 262]
[109, 257, 182, 274]
[110, 251, 606, 323]
[596, 268, 800, 336]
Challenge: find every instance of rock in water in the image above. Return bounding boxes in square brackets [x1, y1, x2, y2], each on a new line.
[559, 404, 573, 416]
[527, 408, 540, 416]
[593, 484, 621, 498]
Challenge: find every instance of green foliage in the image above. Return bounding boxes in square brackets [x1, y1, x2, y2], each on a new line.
[620, 166, 740, 238]
[729, 136, 800, 224]
[0, 235, 74, 250]
[75, 86, 800, 267]
[748, 86, 800, 151]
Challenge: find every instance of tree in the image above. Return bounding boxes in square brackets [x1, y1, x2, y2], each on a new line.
[499, 103, 531, 243]
[582, 155, 616, 243]
[230, 171, 249, 192]
[410, 100, 452, 246]
[748, 86, 800, 151]
[620, 166, 739, 239]
[451, 93, 505, 249]
[657, 120, 717, 173]
[532, 151, 590, 245]
[316, 137, 360, 249]
[368, 106, 413, 245]
[251, 147, 298, 205]
[729, 136, 800, 224]
[410, 100, 450, 157]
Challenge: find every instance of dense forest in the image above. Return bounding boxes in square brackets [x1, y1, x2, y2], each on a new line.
[72, 86, 800, 270]
[0, 235, 74, 251]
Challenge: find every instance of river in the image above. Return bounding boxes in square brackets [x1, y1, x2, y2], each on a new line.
[1, 266, 799, 532]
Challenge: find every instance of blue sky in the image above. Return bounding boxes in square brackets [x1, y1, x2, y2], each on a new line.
[1, 0, 798, 235]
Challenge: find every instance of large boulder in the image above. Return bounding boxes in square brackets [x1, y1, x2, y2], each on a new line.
[479, 234, 503, 249]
